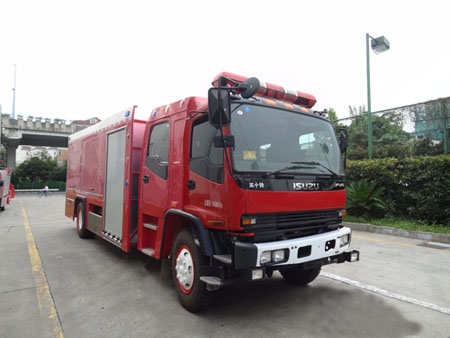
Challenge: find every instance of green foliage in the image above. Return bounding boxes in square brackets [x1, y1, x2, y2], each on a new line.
[413, 137, 444, 156]
[0, 148, 6, 168]
[327, 108, 338, 123]
[346, 156, 450, 226]
[344, 108, 413, 160]
[12, 156, 67, 189]
[346, 179, 386, 218]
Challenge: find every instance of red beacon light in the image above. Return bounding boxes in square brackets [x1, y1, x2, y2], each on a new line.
[212, 71, 317, 108]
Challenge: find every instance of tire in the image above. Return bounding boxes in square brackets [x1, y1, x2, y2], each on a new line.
[76, 203, 92, 239]
[172, 228, 212, 312]
[280, 266, 321, 286]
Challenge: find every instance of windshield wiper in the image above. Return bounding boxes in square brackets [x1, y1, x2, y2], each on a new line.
[263, 164, 313, 178]
[291, 161, 339, 178]
[263, 162, 340, 178]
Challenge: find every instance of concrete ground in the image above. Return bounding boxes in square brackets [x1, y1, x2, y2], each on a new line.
[1, 194, 449, 338]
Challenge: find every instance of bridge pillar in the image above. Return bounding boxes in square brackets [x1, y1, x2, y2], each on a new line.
[5, 138, 21, 170]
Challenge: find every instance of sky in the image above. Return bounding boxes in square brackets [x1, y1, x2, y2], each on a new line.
[1, 0, 449, 123]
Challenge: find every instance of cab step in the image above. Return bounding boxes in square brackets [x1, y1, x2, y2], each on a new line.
[213, 254, 232, 265]
[200, 276, 223, 291]
[141, 248, 155, 257]
[143, 223, 158, 230]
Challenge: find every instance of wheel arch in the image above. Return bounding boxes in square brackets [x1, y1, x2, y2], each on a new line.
[160, 209, 213, 259]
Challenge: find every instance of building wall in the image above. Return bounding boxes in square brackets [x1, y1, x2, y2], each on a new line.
[16, 146, 67, 166]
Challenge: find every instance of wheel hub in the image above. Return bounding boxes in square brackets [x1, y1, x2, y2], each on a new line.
[175, 247, 194, 293]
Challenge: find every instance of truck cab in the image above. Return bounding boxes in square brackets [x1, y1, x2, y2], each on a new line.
[138, 72, 358, 311]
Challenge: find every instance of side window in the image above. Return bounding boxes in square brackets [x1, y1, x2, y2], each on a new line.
[190, 118, 224, 183]
[146, 122, 169, 180]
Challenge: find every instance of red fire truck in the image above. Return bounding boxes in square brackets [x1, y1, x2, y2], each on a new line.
[65, 72, 359, 312]
[0, 167, 13, 211]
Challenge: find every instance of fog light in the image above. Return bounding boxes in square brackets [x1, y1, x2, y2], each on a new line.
[350, 250, 359, 262]
[344, 250, 360, 262]
[272, 250, 285, 263]
[252, 269, 264, 280]
[340, 234, 350, 247]
[260, 251, 272, 264]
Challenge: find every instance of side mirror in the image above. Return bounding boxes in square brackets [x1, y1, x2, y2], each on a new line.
[339, 131, 348, 154]
[208, 88, 231, 128]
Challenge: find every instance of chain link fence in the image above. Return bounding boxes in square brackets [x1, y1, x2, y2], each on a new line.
[334, 97, 450, 159]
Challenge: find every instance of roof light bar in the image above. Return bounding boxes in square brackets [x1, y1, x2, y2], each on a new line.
[212, 71, 317, 108]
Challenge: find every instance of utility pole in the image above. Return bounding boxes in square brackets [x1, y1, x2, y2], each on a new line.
[12, 64, 17, 119]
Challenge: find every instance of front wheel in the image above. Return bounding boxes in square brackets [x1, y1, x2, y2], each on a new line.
[280, 266, 321, 285]
[172, 228, 212, 312]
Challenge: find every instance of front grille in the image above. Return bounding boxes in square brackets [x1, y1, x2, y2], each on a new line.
[243, 210, 342, 242]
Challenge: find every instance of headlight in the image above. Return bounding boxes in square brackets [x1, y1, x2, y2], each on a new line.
[260, 249, 287, 265]
[260, 251, 272, 264]
[272, 250, 285, 263]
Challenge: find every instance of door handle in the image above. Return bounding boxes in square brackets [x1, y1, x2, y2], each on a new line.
[143, 175, 149, 184]
[187, 180, 196, 190]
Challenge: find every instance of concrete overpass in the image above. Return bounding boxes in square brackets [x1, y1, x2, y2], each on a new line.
[1, 115, 97, 169]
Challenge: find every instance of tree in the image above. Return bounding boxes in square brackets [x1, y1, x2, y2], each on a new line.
[327, 108, 338, 123]
[52, 160, 67, 181]
[345, 106, 412, 159]
[12, 156, 66, 185]
[372, 112, 411, 158]
[346, 105, 369, 160]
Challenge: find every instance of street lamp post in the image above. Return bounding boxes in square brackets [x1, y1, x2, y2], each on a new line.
[366, 33, 390, 159]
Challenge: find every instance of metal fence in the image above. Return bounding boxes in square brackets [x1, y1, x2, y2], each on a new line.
[334, 97, 450, 159]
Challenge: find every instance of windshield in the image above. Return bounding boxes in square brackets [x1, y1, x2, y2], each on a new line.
[229, 104, 344, 176]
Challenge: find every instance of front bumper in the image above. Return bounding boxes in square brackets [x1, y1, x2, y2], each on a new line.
[233, 227, 356, 269]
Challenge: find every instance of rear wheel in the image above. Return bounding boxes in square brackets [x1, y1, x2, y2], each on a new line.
[172, 228, 212, 312]
[76, 203, 92, 239]
[280, 266, 321, 285]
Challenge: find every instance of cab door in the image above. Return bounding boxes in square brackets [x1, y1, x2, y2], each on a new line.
[139, 121, 170, 255]
[185, 117, 229, 229]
